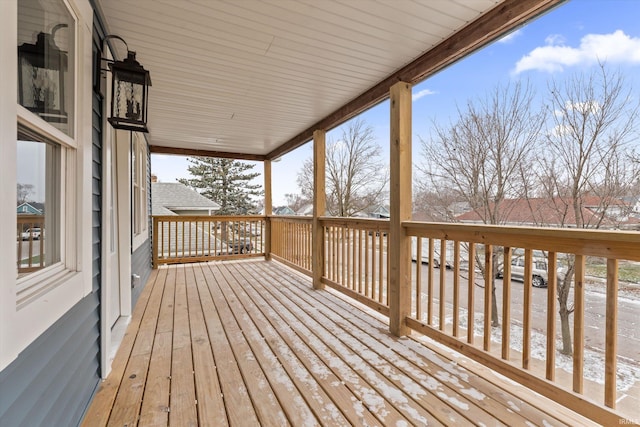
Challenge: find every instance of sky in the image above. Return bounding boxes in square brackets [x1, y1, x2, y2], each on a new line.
[151, 0, 640, 207]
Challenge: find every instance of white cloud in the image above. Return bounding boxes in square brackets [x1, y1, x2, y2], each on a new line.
[498, 28, 523, 44]
[412, 88, 436, 102]
[514, 30, 640, 74]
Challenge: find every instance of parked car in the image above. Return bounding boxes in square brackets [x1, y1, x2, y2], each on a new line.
[496, 255, 565, 288]
[411, 237, 458, 269]
[21, 228, 41, 241]
[218, 240, 253, 255]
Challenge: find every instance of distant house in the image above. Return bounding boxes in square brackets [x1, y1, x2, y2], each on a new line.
[455, 196, 637, 229]
[296, 203, 313, 216]
[366, 205, 390, 219]
[16, 202, 43, 215]
[151, 182, 220, 216]
[273, 206, 296, 215]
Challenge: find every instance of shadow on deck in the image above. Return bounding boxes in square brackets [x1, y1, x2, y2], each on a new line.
[82, 259, 596, 426]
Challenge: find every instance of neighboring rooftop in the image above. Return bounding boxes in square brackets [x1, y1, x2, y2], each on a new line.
[455, 196, 634, 228]
[151, 182, 220, 216]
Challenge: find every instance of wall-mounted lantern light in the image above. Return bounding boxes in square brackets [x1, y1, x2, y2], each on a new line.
[104, 35, 151, 133]
[18, 24, 68, 123]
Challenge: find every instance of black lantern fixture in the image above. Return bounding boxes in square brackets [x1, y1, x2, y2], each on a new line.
[18, 24, 68, 123]
[105, 35, 151, 133]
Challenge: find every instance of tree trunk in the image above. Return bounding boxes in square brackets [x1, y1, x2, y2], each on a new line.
[559, 304, 573, 355]
[491, 281, 500, 327]
[557, 265, 575, 356]
[491, 252, 500, 327]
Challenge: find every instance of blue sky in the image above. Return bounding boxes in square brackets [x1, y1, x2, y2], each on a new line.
[152, 0, 640, 206]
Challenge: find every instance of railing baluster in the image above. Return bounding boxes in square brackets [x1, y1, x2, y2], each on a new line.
[439, 239, 447, 331]
[573, 254, 586, 394]
[378, 231, 384, 304]
[428, 238, 434, 326]
[365, 230, 370, 298]
[453, 240, 460, 337]
[523, 249, 533, 370]
[467, 243, 476, 345]
[502, 247, 512, 360]
[546, 251, 557, 380]
[604, 258, 618, 408]
[416, 237, 423, 322]
[484, 244, 493, 351]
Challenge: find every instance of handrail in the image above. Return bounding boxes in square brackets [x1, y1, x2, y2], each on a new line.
[152, 215, 265, 267]
[402, 220, 638, 425]
[320, 217, 390, 315]
[156, 213, 636, 424]
[270, 216, 313, 274]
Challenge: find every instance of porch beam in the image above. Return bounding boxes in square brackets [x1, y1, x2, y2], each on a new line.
[312, 129, 326, 290]
[389, 81, 412, 337]
[150, 145, 265, 162]
[267, 0, 563, 160]
[264, 159, 272, 260]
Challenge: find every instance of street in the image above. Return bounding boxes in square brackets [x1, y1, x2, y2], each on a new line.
[411, 262, 639, 366]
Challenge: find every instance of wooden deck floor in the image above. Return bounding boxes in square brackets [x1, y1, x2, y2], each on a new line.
[82, 259, 597, 426]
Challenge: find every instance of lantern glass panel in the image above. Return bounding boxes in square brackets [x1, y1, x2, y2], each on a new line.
[113, 76, 144, 122]
[108, 53, 150, 133]
[18, 0, 75, 137]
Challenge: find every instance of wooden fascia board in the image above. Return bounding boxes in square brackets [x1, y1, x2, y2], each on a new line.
[267, 0, 564, 160]
[150, 145, 266, 162]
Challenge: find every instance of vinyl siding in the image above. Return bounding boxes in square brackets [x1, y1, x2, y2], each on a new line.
[0, 293, 100, 427]
[0, 12, 104, 427]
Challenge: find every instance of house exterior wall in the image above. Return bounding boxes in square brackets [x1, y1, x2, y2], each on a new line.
[131, 238, 152, 306]
[0, 293, 100, 426]
[0, 1, 153, 424]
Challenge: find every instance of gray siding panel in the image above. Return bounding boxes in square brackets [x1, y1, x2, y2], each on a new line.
[131, 237, 152, 306]
[0, 22, 104, 427]
[0, 292, 100, 427]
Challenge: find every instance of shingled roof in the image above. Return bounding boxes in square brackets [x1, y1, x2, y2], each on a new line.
[455, 197, 632, 228]
[151, 182, 220, 216]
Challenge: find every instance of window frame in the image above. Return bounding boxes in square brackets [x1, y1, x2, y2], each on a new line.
[131, 132, 149, 250]
[15, 0, 79, 299]
[1, 0, 94, 371]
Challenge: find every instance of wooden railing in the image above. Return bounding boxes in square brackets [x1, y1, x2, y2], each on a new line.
[321, 218, 390, 315]
[17, 215, 45, 274]
[269, 216, 390, 315]
[153, 213, 636, 424]
[403, 221, 639, 426]
[270, 216, 313, 273]
[152, 215, 265, 267]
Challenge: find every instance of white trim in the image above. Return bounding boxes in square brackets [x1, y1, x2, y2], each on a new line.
[0, 0, 18, 370]
[101, 109, 114, 378]
[0, 0, 94, 371]
[115, 129, 132, 317]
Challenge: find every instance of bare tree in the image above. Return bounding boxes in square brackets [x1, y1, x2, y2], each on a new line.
[17, 183, 34, 204]
[284, 193, 308, 213]
[418, 80, 545, 326]
[297, 118, 388, 217]
[533, 64, 640, 355]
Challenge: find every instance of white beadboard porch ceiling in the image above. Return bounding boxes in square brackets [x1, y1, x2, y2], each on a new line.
[96, 0, 560, 160]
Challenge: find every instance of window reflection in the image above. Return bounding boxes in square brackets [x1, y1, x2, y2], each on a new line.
[17, 129, 61, 276]
[17, 0, 75, 136]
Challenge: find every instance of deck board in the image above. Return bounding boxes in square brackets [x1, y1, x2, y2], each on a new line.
[83, 259, 599, 427]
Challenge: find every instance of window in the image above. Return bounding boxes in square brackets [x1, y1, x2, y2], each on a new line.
[16, 127, 63, 278]
[15, 0, 77, 293]
[132, 133, 148, 244]
[18, 0, 75, 137]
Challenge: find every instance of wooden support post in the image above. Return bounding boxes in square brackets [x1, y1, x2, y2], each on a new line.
[264, 160, 272, 260]
[312, 129, 326, 290]
[389, 81, 412, 337]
